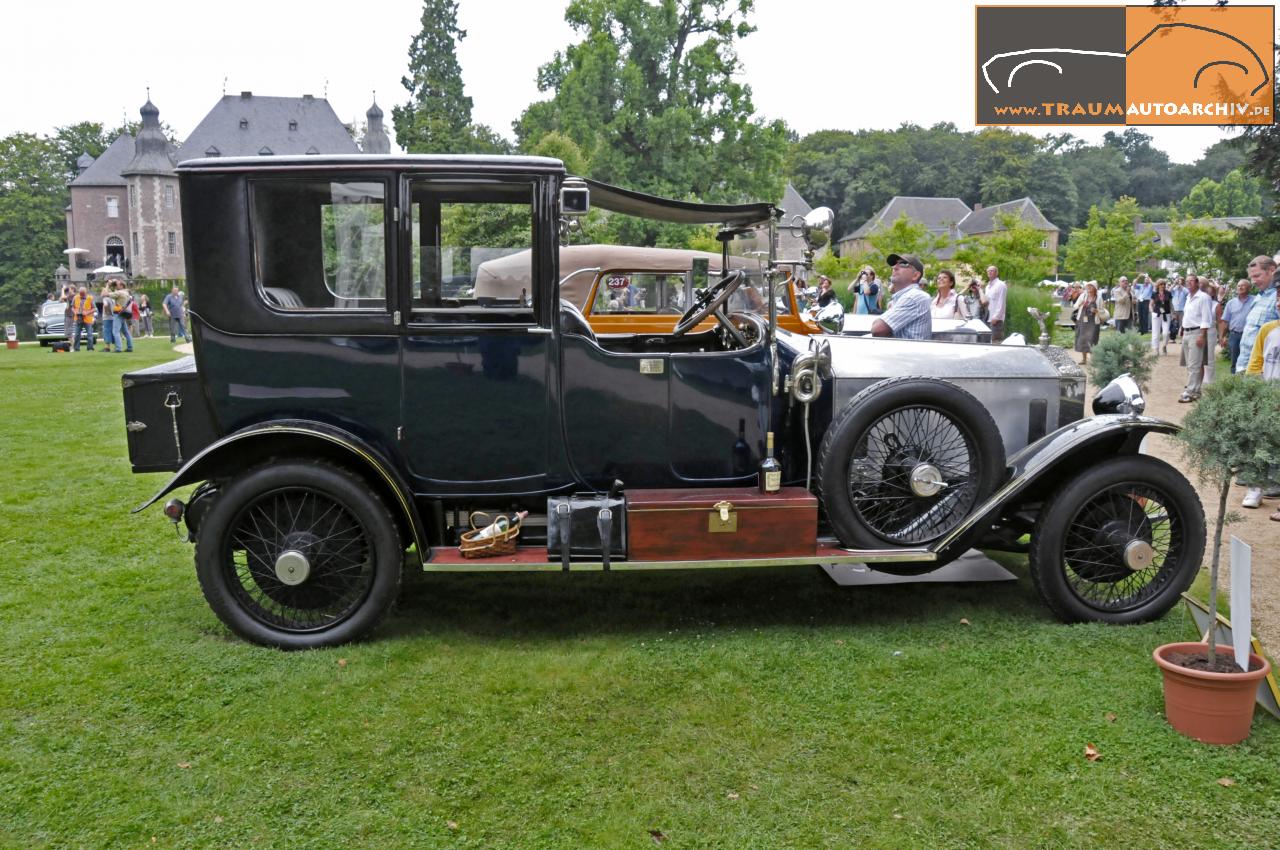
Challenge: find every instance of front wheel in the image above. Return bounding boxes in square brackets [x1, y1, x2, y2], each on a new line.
[194, 461, 403, 648]
[1029, 455, 1205, 624]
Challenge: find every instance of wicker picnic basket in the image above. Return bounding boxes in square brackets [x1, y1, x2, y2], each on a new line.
[458, 511, 523, 558]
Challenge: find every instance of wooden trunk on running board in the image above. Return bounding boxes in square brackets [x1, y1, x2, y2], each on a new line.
[626, 487, 818, 561]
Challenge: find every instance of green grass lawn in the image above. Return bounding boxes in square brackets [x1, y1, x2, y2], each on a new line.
[1, 340, 1277, 849]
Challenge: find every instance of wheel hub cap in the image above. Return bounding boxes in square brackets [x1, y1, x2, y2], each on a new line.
[1123, 540, 1155, 571]
[274, 549, 311, 586]
[909, 463, 946, 498]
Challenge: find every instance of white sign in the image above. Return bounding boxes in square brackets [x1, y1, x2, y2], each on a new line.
[1230, 536, 1252, 670]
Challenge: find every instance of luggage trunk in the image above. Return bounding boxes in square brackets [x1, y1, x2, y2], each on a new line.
[627, 487, 818, 561]
[121, 356, 219, 473]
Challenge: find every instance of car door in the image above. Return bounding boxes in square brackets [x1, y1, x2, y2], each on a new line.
[398, 175, 553, 495]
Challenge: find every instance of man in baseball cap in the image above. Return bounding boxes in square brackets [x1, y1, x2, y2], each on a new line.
[872, 253, 933, 340]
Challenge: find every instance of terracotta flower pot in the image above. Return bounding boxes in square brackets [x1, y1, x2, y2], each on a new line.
[1153, 642, 1271, 745]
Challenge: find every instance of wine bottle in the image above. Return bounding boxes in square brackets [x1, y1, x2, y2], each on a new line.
[759, 430, 781, 494]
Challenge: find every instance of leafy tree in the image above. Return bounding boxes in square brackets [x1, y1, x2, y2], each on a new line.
[516, 0, 788, 208]
[1179, 169, 1263, 218]
[954, 212, 1056, 285]
[1061, 144, 1127, 227]
[1064, 197, 1147, 285]
[393, 0, 507, 154]
[530, 132, 588, 175]
[1161, 217, 1238, 276]
[1086, 329, 1157, 390]
[52, 122, 110, 182]
[0, 133, 67, 312]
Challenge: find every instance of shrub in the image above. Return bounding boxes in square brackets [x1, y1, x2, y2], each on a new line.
[1086, 329, 1157, 390]
[1004, 284, 1055, 343]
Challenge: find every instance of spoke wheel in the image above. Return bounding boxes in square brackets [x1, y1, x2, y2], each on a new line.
[227, 487, 375, 631]
[1030, 455, 1204, 624]
[817, 377, 1005, 561]
[196, 461, 403, 648]
[847, 405, 982, 545]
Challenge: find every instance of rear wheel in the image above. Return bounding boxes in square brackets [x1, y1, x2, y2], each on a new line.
[1029, 455, 1205, 624]
[194, 461, 402, 648]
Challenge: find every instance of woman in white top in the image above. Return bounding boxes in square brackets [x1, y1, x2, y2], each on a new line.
[930, 270, 961, 319]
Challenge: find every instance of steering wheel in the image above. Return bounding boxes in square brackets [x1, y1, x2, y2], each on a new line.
[672, 269, 746, 337]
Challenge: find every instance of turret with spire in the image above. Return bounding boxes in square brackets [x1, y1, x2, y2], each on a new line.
[361, 94, 391, 155]
[122, 94, 176, 176]
[121, 94, 183, 279]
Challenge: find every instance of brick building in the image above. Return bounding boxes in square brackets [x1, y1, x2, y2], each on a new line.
[65, 92, 385, 282]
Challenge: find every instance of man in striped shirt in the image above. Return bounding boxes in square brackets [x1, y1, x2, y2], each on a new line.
[872, 253, 933, 341]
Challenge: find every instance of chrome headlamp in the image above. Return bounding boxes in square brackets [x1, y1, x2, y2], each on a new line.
[1092, 374, 1145, 416]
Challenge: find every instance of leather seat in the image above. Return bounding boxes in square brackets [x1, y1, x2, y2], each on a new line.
[263, 286, 305, 309]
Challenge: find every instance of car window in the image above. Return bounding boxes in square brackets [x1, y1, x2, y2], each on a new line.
[409, 181, 535, 322]
[249, 179, 388, 311]
[591, 272, 687, 315]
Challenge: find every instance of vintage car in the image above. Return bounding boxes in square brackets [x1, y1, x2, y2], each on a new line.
[36, 300, 68, 345]
[122, 154, 1206, 649]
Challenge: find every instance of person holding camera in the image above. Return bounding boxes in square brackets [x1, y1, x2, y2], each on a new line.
[848, 266, 883, 315]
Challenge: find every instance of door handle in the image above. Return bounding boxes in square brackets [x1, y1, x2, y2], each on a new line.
[526, 327, 553, 335]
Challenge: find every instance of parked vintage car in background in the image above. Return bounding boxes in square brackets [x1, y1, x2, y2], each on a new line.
[35, 300, 68, 345]
[122, 154, 1206, 648]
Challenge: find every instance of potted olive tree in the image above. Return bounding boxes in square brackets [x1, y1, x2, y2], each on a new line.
[1160, 375, 1279, 744]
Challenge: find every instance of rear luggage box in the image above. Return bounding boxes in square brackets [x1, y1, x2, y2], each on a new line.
[121, 356, 219, 473]
[627, 487, 818, 561]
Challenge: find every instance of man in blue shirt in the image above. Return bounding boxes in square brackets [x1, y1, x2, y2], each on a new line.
[872, 253, 933, 341]
[1219, 280, 1255, 373]
[1234, 256, 1279, 374]
[1170, 277, 1188, 340]
[1133, 275, 1153, 335]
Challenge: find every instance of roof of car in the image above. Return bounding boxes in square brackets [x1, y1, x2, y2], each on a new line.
[175, 154, 568, 172]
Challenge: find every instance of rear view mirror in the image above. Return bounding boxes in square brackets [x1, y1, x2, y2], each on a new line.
[799, 207, 834, 252]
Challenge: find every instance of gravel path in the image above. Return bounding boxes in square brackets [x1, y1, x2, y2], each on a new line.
[1073, 337, 1279, 653]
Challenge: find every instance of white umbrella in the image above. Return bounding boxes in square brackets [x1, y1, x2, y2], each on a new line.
[93, 264, 124, 274]
[63, 247, 88, 255]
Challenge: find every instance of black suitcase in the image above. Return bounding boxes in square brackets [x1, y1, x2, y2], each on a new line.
[547, 482, 627, 570]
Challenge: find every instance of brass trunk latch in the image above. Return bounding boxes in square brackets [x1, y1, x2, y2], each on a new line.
[709, 500, 737, 533]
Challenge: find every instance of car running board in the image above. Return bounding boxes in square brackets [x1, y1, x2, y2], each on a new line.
[420, 542, 934, 572]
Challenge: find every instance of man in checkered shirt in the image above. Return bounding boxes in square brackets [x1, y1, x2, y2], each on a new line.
[871, 253, 934, 341]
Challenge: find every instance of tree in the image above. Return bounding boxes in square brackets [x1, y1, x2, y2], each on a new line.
[1064, 197, 1147, 285]
[1179, 169, 1263, 218]
[847, 214, 949, 276]
[954, 212, 1056, 285]
[393, 0, 507, 154]
[530, 132, 588, 175]
[516, 0, 788, 208]
[1161, 217, 1238, 276]
[0, 133, 67, 312]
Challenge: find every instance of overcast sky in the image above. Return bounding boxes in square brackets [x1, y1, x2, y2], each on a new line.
[5, 0, 1247, 165]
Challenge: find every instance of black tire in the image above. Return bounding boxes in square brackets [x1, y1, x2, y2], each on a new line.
[816, 377, 1006, 554]
[1029, 455, 1205, 624]
[194, 461, 403, 649]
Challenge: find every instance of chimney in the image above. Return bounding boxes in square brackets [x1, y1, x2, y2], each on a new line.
[973, 203, 984, 212]
[240, 91, 252, 99]
[303, 93, 314, 101]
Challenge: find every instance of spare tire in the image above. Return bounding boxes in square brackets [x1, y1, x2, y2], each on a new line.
[816, 376, 1006, 551]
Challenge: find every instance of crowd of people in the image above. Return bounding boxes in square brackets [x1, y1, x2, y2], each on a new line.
[799, 260, 1011, 343]
[50, 282, 188, 351]
[1066, 254, 1280, 517]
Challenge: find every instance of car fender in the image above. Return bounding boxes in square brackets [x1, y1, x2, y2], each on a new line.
[133, 419, 428, 555]
[930, 414, 1180, 559]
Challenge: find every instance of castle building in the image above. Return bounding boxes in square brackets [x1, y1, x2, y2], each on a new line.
[65, 92, 384, 282]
